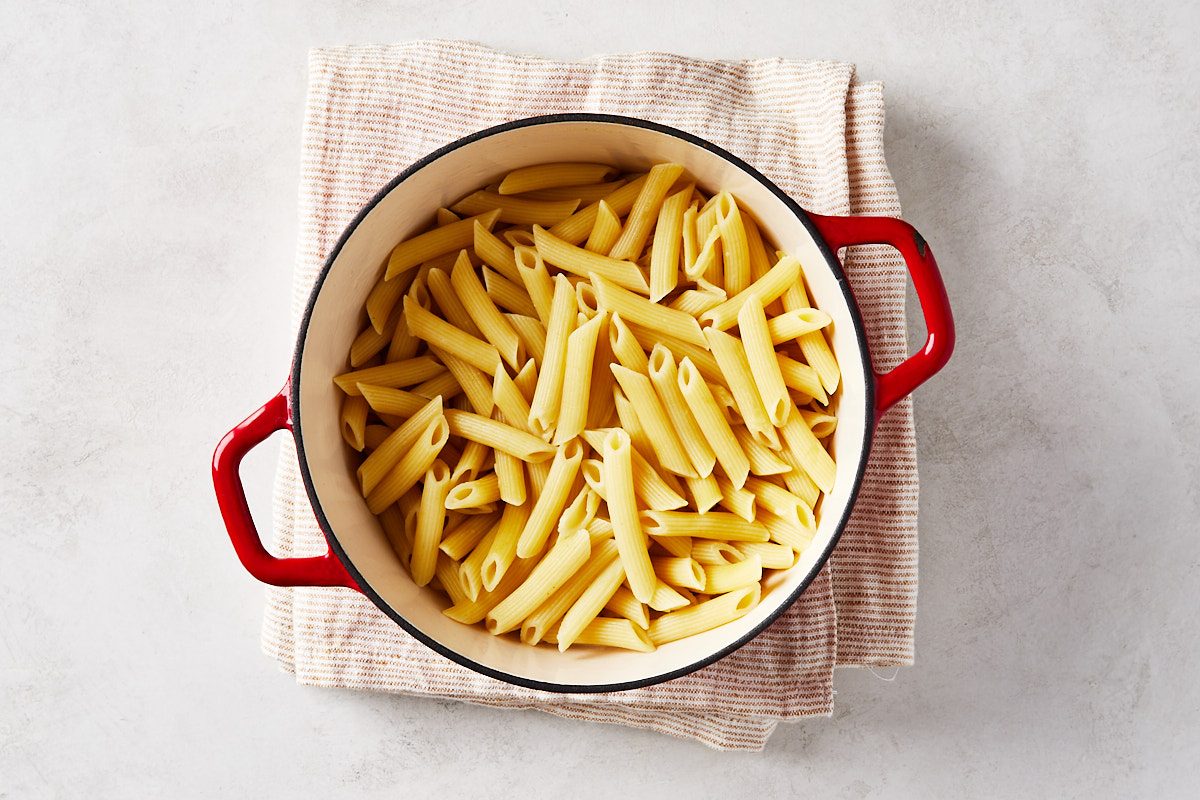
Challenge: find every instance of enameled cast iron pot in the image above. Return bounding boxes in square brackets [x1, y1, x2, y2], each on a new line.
[213, 114, 954, 693]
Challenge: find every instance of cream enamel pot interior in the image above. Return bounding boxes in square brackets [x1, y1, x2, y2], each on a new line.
[213, 114, 954, 693]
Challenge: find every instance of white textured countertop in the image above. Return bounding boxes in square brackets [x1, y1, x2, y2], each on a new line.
[3, 1, 1198, 796]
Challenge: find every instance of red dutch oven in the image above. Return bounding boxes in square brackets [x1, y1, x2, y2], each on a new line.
[213, 115, 953, 693]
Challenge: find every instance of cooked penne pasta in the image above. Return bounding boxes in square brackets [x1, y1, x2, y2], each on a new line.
[340, 394, 369, 451]
[648, 580, 692, 612]
[533, 225, 650, 294]
[552, 310, 607, 444]
[690, 541, 746, 567]
[767, 307, 832, 343]
[484, 268, 538, 318]
[411, 460, 452, 586]
[528, 275, 576, 432]
[607, 163, 684, 261]
[585, 314, 616, 429]
[781, 281, 840, 394]
[623, 320, 725, 388]
[676, 357, 750, 488]
[365, 265, 419, 335]
[443, 554, 537, 625]
[609, 365, 696, 478]
[604, 585, 650, 629]
[648, 585, 761, 645]
[385, 209, 501, 279]
[451, 190, 580, 226]
[684, 473, 723, 513]
[479, 500, 535, 592]
[703, 554, 762, 595]
[647, 346, 716, 478]
[404, 296, 501, 375]
[735, 541, 797, 569]
[426, 265, 483, 338]
[558, 486, 600, 535]
[450, 254, 522, 370]
[438, 512, 499, 560]
[520, 179, 628, 204]
[486, 529, 591, 635]
[779, 408, 837, 493]
[714, 193, 751, 295]
[378, 505, 410, 566]
[492, 367, 537, 436]
[512, 246, 553, 322]
[443, 409, 556, 462]
[740, 210, 774, 284]
[473, 220, 522, 283]
[505, 314, 546, 367]
[698, 253, 802, 330]
[703, 328, 779, 449]
[669, 288, 726, 317]
[365, 416, 450, 514]
[649, 184, 691, 301]
[516, 439, 584, 558]
[714, 474, 757, 522]
[591, 274, 705, 346]
[349, 307, 403, 367]
[607, 313, 650, 374]
[776, 352, 829, 404]
[738, 296, 791, 426]
[556, 553, 627, 651]
[491, 432, 527, 506]
[640, 510, 769, 542]
[444, 473, 501, 510]
[498, 162, 615, 195]
[449, 439, 489, 485]
[759, 510, 814, 551]
[333, 356, 445, 395]
[601, 430, 656, 604]
[548, 174, 648, 244]
[356, 396, 443, 495]
[580, 429, 687, 511]
[650, 534, 692, 559]
[386, 308, 422, 363]
[585, 199, 622, 254]
[428, 345, 494, 416]
[574, 618, 655, 652]
[799, 408, 838, 438]
[410, 370, 462, 403]
[652, 556, 706, 591]
[363, 424, 392, 450]
[521, 539, 619, 645]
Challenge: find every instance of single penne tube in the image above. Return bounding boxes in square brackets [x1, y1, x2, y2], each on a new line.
[473, 220, 522, 283]
[451, 190, 580, 226]
[732, 425, 790, 476]
[740, 210, 774, 283]
[585, 314, 616, 429]
[574, 618, 656, 652]
[776, 352, 829, 404]
[528, 275, 577, 432]
[698, 253, 802, 329]
[703, 328, 779, 449]
[450, 254, 522, 370]
[492, 435, 527, 506]
[385, 209, 500, 279]
[486, 529, 591, 635]
[649, 184, 692, 301]
[607, 163, 684, 260]
[676, 357, 750, 489]
[513, 246, 554, 323]
[607, 312, 650, 374]
[411, 370, 463, 403]
[691, 541, 746, 566]
[356, 396, 443, 495]
[433, 553, 470, 607]
[520, 539, 619, 645]
[386, 308, 422, 363]
[556, 554, 627, 651]
[703, 554, 762, 595]
[340, 394, 369, 451]
[411, 460, 453, 586]
[601, 430, 656, 603]
[647, 346, 716, 478]
[426, 265, 483, 337]
[525, 457, 551, 501]
[799, 408, 838, 438]
[497, 162, 616, 195]
[668, 288, 726, 317]
[714, 193, 751, 295]
[483, 268, 538, 318]
[458, 520, 501, 601]
[650, 534, 692, 558]
[558, 486, 600, 535]
[714, 474, 757, 522]
[443, 409, 556, 462]
[365, 416, 450, 514]
[443, 553, 537, 625]
[449, 439, 489, 485]
[648, 585, 761, 645]
[585, 199, 622, 254]
[377, 505, 410, 567]
[363, 424, 392, 450]
[579, 458, 605, 499]
[438, 512, 499, 560]
[604, 585, 650, 629]
[685, 474, 722, 513]
[781, 282, 841, 394]
[759, 510, 815, 551]
[735, 541, 797, 569]
[520, 179, 628, 204]
[428, 345, 494, 416]
[737, 296, 791, 426]
[516, 438, 584, 558]
[640, 510, 770, 542]
[404, 296, 501, 375]
[609, 364, 696, 478]
[575, 282, 599, 319]
[502, 229, 535, 248]
[532, 225, 650, 294]
[681, 201, 699, 268]
[652, 556, 706, 591]
[365, 265, 418, 334]
[479, 500, 535, 592]
[580, 429, 688, 511]
[648, 580, 691, 612]
[779, 408, 837, 493]
[612, 388, 657, 464]
[505, 314, 546, 367]
[548, 174, 648, 244]
[742, 476, 814, 525]
[767, 307, 833, 343]
[590, 274, 705, 346]
[333, 356, 445, 395]
[552, 310, 607, 444]
[444, 473, 501, 510]
[492, 367, 537, 436]
[775, 446, 822, 508]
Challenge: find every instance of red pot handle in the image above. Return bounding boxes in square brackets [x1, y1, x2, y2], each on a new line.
[807, 213, 955, 422]
[212, 381, 357, 589]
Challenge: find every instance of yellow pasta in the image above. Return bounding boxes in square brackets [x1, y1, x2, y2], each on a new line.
[339, 394, 369, 451]
[492, 367, 537, 436]
[333, 356, 445, 395]
[775, 446, 821, 508]
[484, 268, 538, 317]
[521, 539, 619, 645]
[703, 554, 762, 595]
[648, 585, 761, 645]
[451, 190, 580, 226]
[410, 370, 463, 403]
[698, 253, 802, 329]
[548, 174, 647, 244]
[528, 275, 576, 432]
[648, 580, 692, 612]
[532, 225, 650, 294]
[444, 473, 501, 511]
[779, 408, 837, 493]
[557, 552, 627, 651]
[799, 408, 838, 438]
[703, 328, 780, 449]
[585, 199, 622, 254]
[585, 314, 616, 429]
[714, 193, 751, 295]
[652, 556, 706, 591]
[443, 554, 537, 625]
[685, 473, 723, 513]
[676, 357, 750, 488]
[520, 179, 628, 204]
[740, 210, 774, 284]
[492, 432, 527, 506]
[649, 184, 692, 301]
[505, 314, 546, 366]
[651, 534, 692, 559]
[486, 529, 591, 635]
[669, 288, 726, 317]
[386, 308, 421, 363]
[458, 521, 501, 601]
[580, 429, 687, 511]
[640, 510, 769, 542]
[438, 512, 499, 560]
[378, 505, 410, 566]
[607, 312, 650, 374]
[552, 310, 607, 444]
[604, 586, 650, 629]
[690, 541, 746, 567]
[574, 618, 655, 652]
[498, 162, 615, 195]
[480, 500, 535, 592]
[428, 345, 494, 416]
[356, 396, 443, 495]
[516, 439, 584, 558]
[590, 274, 705, 347]
[647, 345, 716, 478]
[608, 162, 684, 261]
[781, 281, 840, 394]
[404, 296, 501, 375]
[426, 264, 483, 337]
[609, 364, 696, 478]
[621, 320, 725, 387]
[513, 246, 554, 323]
[444, 409, 556, 462]
[558, 486, 600, 535]
[365, 416, 449, 514]
[767, 307, 833, 343]
[365, 265, 418, 335]
[759, 510, 814, 551]
[776, 352, 829, 404]
[349, 307, 403, 367]
[363, 424, 392, 451]
[714, 474, 757, 522]
[735, 541, 797, 569]
[601, 430, 656, 603]
[737, 296, 791, 426]
[411, 460, 452, 586]
[449, 439, 489, 485]
[473, 220, 522, 283]
[450, 254, 522, 369]
[385, 209, 500, 279]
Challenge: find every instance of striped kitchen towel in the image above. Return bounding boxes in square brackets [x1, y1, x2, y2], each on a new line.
[261, 40, 917, 751]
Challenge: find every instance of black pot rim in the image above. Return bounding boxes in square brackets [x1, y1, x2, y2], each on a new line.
[289, 113, 875, 694]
